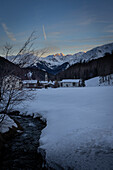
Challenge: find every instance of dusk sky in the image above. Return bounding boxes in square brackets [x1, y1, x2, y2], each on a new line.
[0, 0, 113, 56]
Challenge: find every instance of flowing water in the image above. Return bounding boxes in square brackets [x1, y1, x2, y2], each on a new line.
[0, 115, 46, 170]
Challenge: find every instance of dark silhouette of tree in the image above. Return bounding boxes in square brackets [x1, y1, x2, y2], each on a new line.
[0, 31, 47, 122]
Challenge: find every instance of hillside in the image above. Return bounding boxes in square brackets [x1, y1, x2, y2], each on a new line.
[55, 52, 113, 80]
[0, 56, 47, 81]
[85, 74, 113, 87]
[1, 42, 113, 81]
[0, 56, 26, 79]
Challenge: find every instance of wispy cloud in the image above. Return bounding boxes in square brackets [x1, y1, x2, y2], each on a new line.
[78, 18, 94, 26]
[106, 30, 113, 33]
[48, 32, 61, 36]
[43, 25, 47, 40]
[1, 23, 16, 41]
[104, 23, 113, 33]
[62, 35, 113, 44]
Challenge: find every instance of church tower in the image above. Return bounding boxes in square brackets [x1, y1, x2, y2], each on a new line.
[45, 73, 48, 82]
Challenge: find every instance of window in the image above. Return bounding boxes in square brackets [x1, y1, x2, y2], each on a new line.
[73, 83, 75, 86]
[12, 84, 15, 88]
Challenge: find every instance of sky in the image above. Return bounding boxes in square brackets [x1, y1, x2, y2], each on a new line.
[0, 0, 113, 57]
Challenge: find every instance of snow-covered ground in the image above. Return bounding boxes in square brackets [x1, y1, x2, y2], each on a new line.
[0, 114, 17, 133]
[86, 75, 113, 87]
[15, 86, 113, 169]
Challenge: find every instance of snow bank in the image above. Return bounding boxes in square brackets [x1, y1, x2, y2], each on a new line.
[86, 77, 99, 87]
[86, 75, 113, 87]
[0, 114, 17, 133]
[16, 87, 113, 169]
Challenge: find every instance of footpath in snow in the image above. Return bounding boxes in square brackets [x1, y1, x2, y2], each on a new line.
[16, 86, 113, 169]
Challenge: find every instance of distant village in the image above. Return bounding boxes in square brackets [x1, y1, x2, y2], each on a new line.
[3, 72, 113, 91]
[3, 73, 86, 90]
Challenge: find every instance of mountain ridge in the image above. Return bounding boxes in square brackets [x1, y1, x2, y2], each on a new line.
[5, 42, 113, 75]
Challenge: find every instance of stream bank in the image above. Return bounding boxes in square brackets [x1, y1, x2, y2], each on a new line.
[0, 114, 47, 170]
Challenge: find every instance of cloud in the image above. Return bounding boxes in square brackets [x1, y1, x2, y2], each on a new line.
[48, 32, 61, 36]
[106, 30, 113, 33]
[62, 35, 113, 44]
[1, 23, 16, 41]
[43, 25, 47, 40]
[104, 23, 113, 33]
[78, 18, 93, 26]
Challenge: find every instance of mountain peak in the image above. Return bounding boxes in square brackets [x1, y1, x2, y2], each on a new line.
[54, 53, 65, 57]
[6, 42, 113, 75]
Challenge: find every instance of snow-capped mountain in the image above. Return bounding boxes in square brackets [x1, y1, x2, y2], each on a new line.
[37, 52, 84, 69]
[7, 42, 113, 74]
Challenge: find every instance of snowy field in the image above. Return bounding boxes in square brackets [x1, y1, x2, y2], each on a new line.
[15, 86, 113, 169]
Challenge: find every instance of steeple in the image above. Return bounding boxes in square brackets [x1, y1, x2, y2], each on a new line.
[45, 73, 48, 81]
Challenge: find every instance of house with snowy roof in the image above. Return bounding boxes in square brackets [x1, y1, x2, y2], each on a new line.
[22, 80, 38, 88]
[39, 80, 55, 88]
[59, 79, 84, 87]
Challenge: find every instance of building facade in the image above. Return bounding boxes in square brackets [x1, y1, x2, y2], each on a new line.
[22, 80, 38, 88]
[59, 79, 83, 87]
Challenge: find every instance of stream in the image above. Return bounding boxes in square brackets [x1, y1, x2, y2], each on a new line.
[1, 115, 113, 170]
[1, 115, 46, 170]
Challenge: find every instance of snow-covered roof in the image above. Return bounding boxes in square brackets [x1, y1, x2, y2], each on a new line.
[48, 80, 55, 85]
[60, 79, 80, 83]
[22, 80, 37, 84]
[40, 81, 48, 84]
[39, 81, 55, 85]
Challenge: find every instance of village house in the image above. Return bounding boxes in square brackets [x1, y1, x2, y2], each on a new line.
[22, 79, 85, 89]
[39, 80, 55, 88]
[22, 80, 38, 88]
[39, 81, 48, 88]
[59, 79, 84, 87]
[39, 73, 54, 88]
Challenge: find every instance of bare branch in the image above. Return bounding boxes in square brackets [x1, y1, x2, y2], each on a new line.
[0, 114, 5, 123]
[3, 42, 13, 60]
[0, 31, 47, 117]
[0, 75, 35, 113]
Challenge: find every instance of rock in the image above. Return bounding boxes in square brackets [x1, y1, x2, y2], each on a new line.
[8, 110, 20, 116]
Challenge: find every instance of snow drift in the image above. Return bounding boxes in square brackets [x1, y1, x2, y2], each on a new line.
[15, 86, 113, 169]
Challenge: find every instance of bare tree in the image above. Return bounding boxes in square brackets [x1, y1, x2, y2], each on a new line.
[0, 114, 5, 123]
[0, 31, 46, 122]
[11, 31, 37, 67]
[35, 48, 48, 58]
[2, 31, 48, 68]
[0, 75, 33, 113]
[3, 42, 13, 60]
